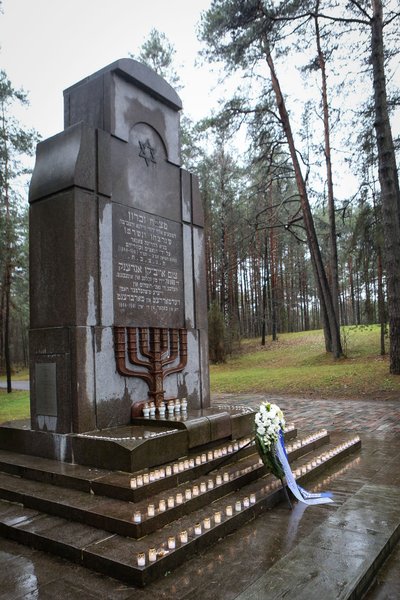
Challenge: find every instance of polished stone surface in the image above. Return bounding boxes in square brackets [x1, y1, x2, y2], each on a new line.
[0, 431, 399, 598]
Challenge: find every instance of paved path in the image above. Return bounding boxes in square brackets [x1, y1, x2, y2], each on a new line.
[0, 380, 29, 391]
[212, 393, 400, 434]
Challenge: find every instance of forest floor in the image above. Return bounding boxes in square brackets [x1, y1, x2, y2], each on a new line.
[210, 324, 400, 401]
[1, 325, 399, 424]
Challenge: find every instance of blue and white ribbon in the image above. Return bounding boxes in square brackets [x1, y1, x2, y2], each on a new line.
[275, 430, 333, 505]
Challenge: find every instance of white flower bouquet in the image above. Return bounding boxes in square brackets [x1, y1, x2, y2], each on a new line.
[254, 401, 286, 480]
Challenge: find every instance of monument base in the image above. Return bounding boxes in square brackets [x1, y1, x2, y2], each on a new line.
[0, 406, 255, 472]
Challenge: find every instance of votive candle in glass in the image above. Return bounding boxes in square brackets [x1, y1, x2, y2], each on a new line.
[195, 456, 202, 466]
[214, 511, 222, 524]
[159, 499, 166, 512]
[250, 493, 256, 504]
[167, 496, 175, 508]
[226, 505, 233, 516]
[208, 479, 214, 490]
[192, 485, 199, 496]
[185, 488, 192, 501]
[165, 465, 172, 476]
[180, 530, 188, 543]
[134, 511, 142, 523]
[147, 504, 155, 517]
[176, 492, 183, 504]
[194, 523, 202, 535]
[243, 496, 250, 508]
[137, 552, 146, 567]
[235, 500, 242, 512]
[130, 477, 137, 489]
[216, 474, 222, 485]
[168, 536, 176, 550]
[208, 451, 213, 461]
[204, 517, 211, 530]
[137, 474, 143, 487]
[223, 472, 230, 483]
[200, 482, 207, 493]
[148, 547, 157, 562]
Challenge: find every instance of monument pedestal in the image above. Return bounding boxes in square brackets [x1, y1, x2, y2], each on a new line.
[0, 405, 254, 472]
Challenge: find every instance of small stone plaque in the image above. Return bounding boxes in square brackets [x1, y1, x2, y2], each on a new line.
[35, 362, 57, 416]
[113, 204, 184, 327]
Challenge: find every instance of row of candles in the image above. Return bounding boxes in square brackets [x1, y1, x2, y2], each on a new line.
[285, 429, 328, 453]
[129, 438, 253, 489]
[142, 398, 188, 418]
[136, 493, 258, 566]
[135, 435, 360, 566]
[291, 436, 360, 477]
[133, 472, 233, 522]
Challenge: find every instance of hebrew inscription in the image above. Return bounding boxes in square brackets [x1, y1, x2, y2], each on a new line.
[113, 204, 184, 327]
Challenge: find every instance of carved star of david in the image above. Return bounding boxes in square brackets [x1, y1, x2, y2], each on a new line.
[138, 139, 157, 166]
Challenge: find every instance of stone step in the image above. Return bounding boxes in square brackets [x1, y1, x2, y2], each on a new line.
[0, 435, 361, 587]
[0, 430, 330, 539]
[0, 428, 297, 502]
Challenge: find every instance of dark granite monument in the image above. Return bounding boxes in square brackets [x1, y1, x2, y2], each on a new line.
[28, 59, 209, 435]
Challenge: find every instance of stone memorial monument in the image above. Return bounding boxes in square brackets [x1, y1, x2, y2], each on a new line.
[28, 59, 209, 435]
[0, 60, 362, 588]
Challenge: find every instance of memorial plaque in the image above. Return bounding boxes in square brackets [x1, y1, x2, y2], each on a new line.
[35, 363, 57, 416]
[113, 203, 184, 328]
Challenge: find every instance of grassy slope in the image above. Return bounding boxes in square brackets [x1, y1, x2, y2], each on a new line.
[211, 325, 400, 399]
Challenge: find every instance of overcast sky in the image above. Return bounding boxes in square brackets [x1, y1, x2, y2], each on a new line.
[1, 0, 217, 139]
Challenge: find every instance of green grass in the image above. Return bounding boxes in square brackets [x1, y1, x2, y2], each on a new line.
[211, 325, 400, 399]
[0, 390, 30, 423]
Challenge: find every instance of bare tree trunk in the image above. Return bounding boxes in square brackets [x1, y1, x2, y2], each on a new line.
[377, 249, 386, 355]
[315, 5, 341, 328]
[264, 47, 342, 356]
[371, 0, 400, 373]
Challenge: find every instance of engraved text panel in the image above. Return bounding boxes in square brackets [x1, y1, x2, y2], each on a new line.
[113, 205, 184, 327]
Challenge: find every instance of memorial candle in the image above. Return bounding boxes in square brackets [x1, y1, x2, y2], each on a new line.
[148, 548, 157, 562]
[180, 530, 188, 543]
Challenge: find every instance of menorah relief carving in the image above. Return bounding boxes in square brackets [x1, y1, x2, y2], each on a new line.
[114, 326, 188, 407]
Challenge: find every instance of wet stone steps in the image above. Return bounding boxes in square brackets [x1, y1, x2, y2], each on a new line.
[0, 429, 330, 539]
[0, 429, 295, 502]
[0, 432, 361, 586]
